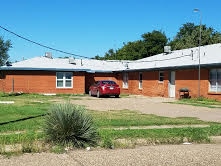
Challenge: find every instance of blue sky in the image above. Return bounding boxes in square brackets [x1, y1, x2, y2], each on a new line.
[1, 0, 221, 62]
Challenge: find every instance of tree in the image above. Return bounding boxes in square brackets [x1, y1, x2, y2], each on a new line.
[116, 30, 167, 60]
[95, 30, 168, 60]
[115, 40, 146, 60]
[94, 23, 221, 60]
[0, 36, 12, 66]
[94, 49, 116, 60]
[141, 30, 168, 57]
[104, 49, 117, 60]
[169, 22, 221, 50]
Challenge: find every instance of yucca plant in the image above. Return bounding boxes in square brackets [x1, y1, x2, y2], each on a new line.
[44, 102, 98, 148]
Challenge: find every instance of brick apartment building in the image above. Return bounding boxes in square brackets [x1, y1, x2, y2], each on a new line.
[1, 43, 221, 100]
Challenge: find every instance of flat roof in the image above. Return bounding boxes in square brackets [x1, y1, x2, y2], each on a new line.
[1, 43, 221, 72]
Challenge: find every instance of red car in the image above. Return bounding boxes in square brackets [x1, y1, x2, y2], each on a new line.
[89, 80, 120, 98]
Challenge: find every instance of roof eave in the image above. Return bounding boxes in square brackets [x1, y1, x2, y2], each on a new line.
[87, 70, 113, 73]
[114, 63, 221, 72]
[0, 67, 89, 72]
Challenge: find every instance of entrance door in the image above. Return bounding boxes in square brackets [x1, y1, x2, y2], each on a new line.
[168, 71, 176, 98]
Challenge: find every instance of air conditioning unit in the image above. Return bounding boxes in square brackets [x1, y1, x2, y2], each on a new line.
[164, 46, 171, 54]
[124, 62, 129, 69]
[69, 57, 76, 65]
[45, 52, 52, 59]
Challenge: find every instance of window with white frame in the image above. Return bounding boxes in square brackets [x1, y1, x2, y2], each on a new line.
[159, 71, 164, 82]
[56, 72, 73, 88]
[209, 69, 221, 92]
[123, 72, 128, 88]
[139, 72, 143, 89]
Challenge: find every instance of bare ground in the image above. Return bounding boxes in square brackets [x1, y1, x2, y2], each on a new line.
[1, 95, 221, 165]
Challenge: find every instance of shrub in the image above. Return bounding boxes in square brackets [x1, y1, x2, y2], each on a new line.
[44, 102, 98, 148]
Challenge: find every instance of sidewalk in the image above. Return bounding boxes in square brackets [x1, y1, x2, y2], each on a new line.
[107, 124, 210, 130]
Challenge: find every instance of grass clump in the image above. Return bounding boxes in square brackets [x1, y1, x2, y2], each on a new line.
[98, 127, 213, 147]
[175, 97, 221, 108]
[101, 137, 114, 149]
[50, 145, 66, 154]
[43, 102, 99, 148]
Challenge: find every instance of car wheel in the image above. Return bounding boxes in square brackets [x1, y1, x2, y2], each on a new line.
[115, 95, 119, 98]
[89, 90, 92, 96]
[97, 91, 100, 98]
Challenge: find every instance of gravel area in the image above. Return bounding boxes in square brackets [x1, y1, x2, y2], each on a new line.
[1, 95, 221, 165]
[1, 144, 221, 166]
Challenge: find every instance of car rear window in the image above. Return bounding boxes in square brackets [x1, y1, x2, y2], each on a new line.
[101, 81, 116, 85]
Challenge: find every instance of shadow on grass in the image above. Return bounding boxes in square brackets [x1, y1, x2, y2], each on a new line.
[0, 114, 47, 126]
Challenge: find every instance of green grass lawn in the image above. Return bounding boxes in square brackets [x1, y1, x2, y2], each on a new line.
[0, 105, 48, 123]
[173, 97, 221, 108]
[90, 109, 215, 128]
[0, 93, 221, 154]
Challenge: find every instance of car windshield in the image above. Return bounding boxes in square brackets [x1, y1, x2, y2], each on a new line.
[101, 81, 116, 85]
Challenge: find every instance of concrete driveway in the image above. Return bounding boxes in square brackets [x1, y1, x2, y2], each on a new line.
[70, 95, 221, 122]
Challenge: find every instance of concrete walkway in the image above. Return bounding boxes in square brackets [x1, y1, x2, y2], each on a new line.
[104, 124, 210, 130]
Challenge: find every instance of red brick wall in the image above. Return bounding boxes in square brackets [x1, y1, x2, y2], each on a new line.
[119, 71, 169, 97]
[118, 69, 221, 101]
[1, 68, 221, 101]
[176, 69, 200, 98]
[0, 71, 85, 94]
[176, 69, 221, 100]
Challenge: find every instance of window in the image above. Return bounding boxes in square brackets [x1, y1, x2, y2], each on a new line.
[101, 81, 116, 85]
[123, 73, 128, 88]
[209, 69, 221, 92]
[159, 71, 164, 82]
[56, 72, 73, 88]
[139, 72, 143, 89]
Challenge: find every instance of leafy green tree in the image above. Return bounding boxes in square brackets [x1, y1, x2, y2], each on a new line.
[169, 22, 221, 50]
[141, 30, 168, 57]
[93, 49, 116, 60]
[95, 30, 168, 60]
[116, 30, 167, 60]
[94, 23, 221, 60]
[92, 55, 103, 60]
[116, 40, 146, 60]
[104, 49, 117, 60]
[0, 36, 12, 66]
